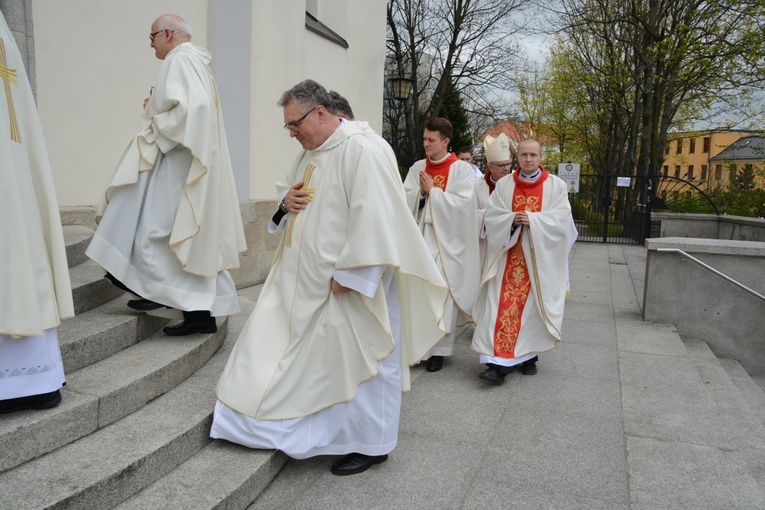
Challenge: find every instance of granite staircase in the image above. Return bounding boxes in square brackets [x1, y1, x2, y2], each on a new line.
[0, 225, 285, 509]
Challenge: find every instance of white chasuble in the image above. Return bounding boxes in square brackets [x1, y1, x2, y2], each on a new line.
[0, 12, 73, 338]
[472, 170, 577, 360]
[90, 43, 245, 281]
[215, 122, 447, 422]
[404, 159, 481, 318]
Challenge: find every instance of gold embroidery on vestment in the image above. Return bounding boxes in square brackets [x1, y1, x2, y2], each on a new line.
[0, 38, 21, 143]
[285, 164, 316, 247]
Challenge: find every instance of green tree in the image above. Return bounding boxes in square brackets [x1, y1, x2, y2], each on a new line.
[441, 76, 473, 152]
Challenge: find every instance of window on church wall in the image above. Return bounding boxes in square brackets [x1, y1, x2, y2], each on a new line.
[701, 165, 707, 180]
[688, 165, 694, 179]
[703, 137, 710, 153]
[676, 140, 682, 154]
[729, 164, 737, 181]
[663, 165, 669, 177]
[674, 165, 680, 178]
[715, 164, 722, 179]
[689, 138, 696, 153]
[664, 144, 670, 154]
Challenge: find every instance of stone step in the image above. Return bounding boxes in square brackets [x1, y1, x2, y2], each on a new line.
[58, 294, 167, 373]
[70, 259, 125, 314]
[0, 317, 226, 473]
[63, 224, 94, 269]
[110, 295, 288, 510]
[0, 298, 259, 509]
[115, 440, 286, 510]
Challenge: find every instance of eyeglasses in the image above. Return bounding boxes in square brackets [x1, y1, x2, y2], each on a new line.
[149, 29, 173, 42]
[283, 106, 317, 131]
[490, 163, 513, 170]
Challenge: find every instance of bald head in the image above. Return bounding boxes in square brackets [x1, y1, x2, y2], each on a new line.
[150, 14, 192, 60]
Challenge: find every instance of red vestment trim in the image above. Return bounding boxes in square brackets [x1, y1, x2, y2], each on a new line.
[492, 169, 546, 358]
[484, 170, 496, 195]
[425, 153, 458, 191]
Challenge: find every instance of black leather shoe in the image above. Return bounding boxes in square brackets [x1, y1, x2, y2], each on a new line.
[330, 453, 388, 476]
[426, 356, 444, 372]
[0, 390, 62, 414]
[521, 356, 538, 375]
[127, 298, 164, 311]
[163, 317, 217, 336]
[478, 364, 506, 384]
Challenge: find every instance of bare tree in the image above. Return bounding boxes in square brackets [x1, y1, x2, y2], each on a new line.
[385, 0, 529, 166]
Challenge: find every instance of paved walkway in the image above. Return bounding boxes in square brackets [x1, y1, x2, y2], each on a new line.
[241, 242, 765, 510]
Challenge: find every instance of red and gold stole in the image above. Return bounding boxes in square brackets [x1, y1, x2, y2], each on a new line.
[425, 153, 458, 191]
[492, 168, 549, 357]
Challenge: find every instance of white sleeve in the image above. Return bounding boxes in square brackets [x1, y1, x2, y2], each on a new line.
[333, 266, 385, 298]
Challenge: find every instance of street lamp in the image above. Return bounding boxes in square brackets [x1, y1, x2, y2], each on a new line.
[389, 77, 413, 101]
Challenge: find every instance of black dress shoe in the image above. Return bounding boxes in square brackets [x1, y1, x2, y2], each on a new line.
[478, 364, 506, 384]
[521, 355, 538, 375]
[163, 317, 217, 336]
[127, 298, 164, 311]
[426, 355, 444, 372]
[104, 273, 136, 295]
[330, 453, 388, 476]
[0, 390, 62, 414]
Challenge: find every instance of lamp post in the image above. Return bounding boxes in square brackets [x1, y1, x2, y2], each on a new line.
[389, 77, 413, 101]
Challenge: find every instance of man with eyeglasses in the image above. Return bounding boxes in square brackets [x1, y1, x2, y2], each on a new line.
[403, 118, 481, 373]
[87, 13, 245, 336]
[212, 79, 448, 476]
[475, 133, 514, 265]
[472, 138, 577, 384]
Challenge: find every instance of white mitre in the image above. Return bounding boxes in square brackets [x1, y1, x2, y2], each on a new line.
[483, 133, 511, 163]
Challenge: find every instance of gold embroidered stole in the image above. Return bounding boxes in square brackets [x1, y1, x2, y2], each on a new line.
[492, 182, 543, 357]
[284, 164, 316, 247]
[0, 38, 21, 143]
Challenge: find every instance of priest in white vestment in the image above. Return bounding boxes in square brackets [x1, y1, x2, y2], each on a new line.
[86, 14, 245, 336]
[212, 80, 447, 476]
[403, 118, 481, 372]
[475, 134, 514, 267]
[472, 139, 577, 384]
[0, 11, 73, 413]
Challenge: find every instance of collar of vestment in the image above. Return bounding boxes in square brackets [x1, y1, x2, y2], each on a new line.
[425, 152, 458, 191]
[485, 169, 498, 194]
[513, 166, 548, 188]
[312, 120, 361, 152]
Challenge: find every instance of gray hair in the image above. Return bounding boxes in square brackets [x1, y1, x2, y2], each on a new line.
[278, 79, 332, 110]
[328, 90, 354, 120]
[156, 14, 193, 41]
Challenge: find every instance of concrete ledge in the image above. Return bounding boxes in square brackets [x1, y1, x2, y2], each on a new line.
[644, 238, 765, 376]
[69, 260, 125, 314]
[654, 212, 765, 242]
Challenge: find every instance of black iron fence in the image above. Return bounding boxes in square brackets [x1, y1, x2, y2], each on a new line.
[568, 173, 650, 245]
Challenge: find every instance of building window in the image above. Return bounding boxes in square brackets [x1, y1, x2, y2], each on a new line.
[663, 165, 669, 177]
[703, 137, 710, 153]
[676, 139, 682, 154]
[701, 165, 707, 180]
[689, 138, 696, 153]
[674, 165, 680, 178]
[715, 164, 722, 180]
[664, 144, 670, 155]
[729, 164, 737, 181]
[688, 165, 694, 179]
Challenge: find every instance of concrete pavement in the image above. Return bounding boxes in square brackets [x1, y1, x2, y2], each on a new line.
[244, 243, 765, 510]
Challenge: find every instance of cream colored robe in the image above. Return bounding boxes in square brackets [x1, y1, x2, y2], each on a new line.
[0, 14, 73, 337]
[403, 159, 481, 317]
[472, 172, 577, 358]
[94, 43, 245, 278]
[215, 122, 447, 420]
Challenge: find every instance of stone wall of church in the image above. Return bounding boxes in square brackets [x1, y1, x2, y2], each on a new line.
[0, 0, 34, 95]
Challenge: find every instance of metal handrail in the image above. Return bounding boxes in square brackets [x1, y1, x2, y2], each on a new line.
[657, 248, 765, 302]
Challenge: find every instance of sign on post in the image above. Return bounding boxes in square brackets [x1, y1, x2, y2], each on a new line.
[558, 163, 580, 193]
